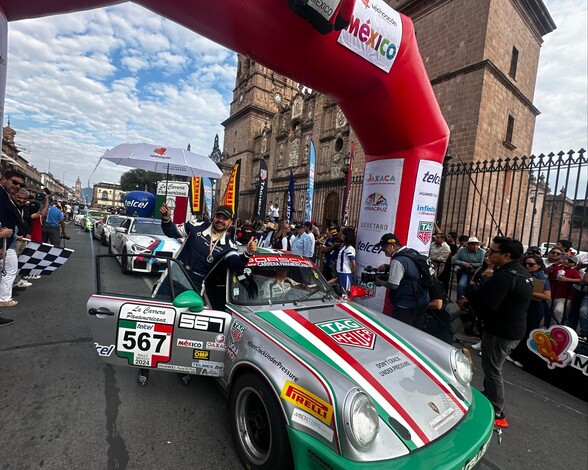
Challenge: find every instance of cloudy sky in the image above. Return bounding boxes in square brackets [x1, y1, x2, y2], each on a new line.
[3, 0, 586, 189]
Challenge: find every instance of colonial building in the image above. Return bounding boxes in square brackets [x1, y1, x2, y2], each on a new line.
[92, 182, 125, 208]
[216, 0, 555, 231]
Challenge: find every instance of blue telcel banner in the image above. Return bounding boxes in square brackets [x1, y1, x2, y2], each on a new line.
[305, 140, 316, 222]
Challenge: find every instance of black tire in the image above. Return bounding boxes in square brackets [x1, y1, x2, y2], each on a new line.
[108, 239, 113, 254]
[101, 232, 107, 246]
[230, 374, 294, 470]
[121, 249, 131, 274]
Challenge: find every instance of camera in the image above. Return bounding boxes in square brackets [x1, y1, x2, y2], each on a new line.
[360, 265, 389, 283]
[34, 192, 46, 202]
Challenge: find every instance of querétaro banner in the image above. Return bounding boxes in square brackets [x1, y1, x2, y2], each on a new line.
[287, 169, 295, 223]
[221, 159, 241, 216]
[253, 159, 268, 220]
[17, 241, 74, 277]
[305, 141, 316, 222]
[202, 178, 212, 218]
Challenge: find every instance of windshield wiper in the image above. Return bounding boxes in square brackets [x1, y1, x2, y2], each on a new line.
[293, 288, 323, 305]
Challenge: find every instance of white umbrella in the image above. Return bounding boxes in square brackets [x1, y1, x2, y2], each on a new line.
[101, 143, 223, 180]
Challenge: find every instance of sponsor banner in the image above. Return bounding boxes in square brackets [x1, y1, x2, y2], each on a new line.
[281, 380, 333, 425]
[156, 181, 190, 197]
[95, 343, 114, 357]
[407, 160, 441, 254]
[221, 159, 241, 215]
[193, 349, 210, 360]
[202, 178, 213, 218]
[116, 319, 173, 367]
[337, 0, 402, 73]
[230, 320, 246, 342]
[206, 341, 226, 351]
[292, 408, 334, 442]
[354, 158, 403, 311]
[306, 0, 339, 21]
[305, 141, 316, 222]
[192, 360, 225, 375]
[178, 313, 226, 333]
[286, 169, 295, 223]
[119, 303, 176, 325]
[190, 177, 202, 213]
[253, 159, 268, 220]
[0, 10, 6, 127]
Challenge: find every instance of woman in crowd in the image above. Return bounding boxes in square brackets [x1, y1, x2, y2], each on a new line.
[336, 227, 356, 295]
[509, 255, 551, 367]
[272, 222, 289, 251]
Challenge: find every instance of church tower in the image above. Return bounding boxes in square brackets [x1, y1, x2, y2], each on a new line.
[74, 176, 82, 201]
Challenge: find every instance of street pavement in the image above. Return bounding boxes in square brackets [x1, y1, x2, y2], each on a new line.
[0, 224, 586, 469]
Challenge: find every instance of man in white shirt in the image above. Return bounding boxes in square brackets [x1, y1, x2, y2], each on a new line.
[429, 233, 451, 277]
[304, 221, 316, 262]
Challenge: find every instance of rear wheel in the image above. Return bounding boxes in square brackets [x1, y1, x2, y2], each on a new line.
[230, 374, 293, 470]
[100, 232, 107, 246]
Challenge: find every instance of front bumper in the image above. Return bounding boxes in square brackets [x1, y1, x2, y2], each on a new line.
[288, 388, 493, 469]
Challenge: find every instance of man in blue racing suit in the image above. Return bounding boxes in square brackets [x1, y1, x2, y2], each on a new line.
[156, 203, 257, 297]
[139, 204, 257, 386]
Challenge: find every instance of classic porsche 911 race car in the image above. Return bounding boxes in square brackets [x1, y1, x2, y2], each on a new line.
[87, 248, 493, 470]
[109, 217, 181, 273]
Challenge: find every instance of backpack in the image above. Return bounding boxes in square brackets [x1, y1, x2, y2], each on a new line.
[393, 248, 435, 293]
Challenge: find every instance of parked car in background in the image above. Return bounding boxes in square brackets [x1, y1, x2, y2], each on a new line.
[109, 217, 181, 273]
[79, 209, 110, 232]
[87, 247, 493, 469]
[93, 214, 129, 247]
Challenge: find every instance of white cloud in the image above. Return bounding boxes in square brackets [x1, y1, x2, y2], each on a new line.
[532, 0, 588, 155]
[4, 3, 236, 188]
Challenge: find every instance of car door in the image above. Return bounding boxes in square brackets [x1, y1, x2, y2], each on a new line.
[88, 255, 231, 377]
[112, 218, 131, 253]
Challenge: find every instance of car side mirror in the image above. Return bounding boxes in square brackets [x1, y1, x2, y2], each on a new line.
[115, 227, 127, 233]
[173, 290, 205, 312]
[348, 285, 368, 300]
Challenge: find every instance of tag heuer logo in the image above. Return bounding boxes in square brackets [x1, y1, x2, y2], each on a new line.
[260, 169, 267, 180]
[417, 221, 433, 245]
[315, 318, 376, 349]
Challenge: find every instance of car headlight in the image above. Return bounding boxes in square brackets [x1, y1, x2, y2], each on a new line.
[130, 243, 148, 253]
[344, 390, 379, 449]
[451, 349, 473, 385]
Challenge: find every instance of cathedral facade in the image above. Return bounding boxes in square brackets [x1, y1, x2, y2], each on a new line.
[217, 0, 555, 230]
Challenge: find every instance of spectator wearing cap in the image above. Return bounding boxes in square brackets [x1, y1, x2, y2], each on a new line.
[375, 233, 430, 326]
[454, 236, 486, 300]
[336, 227, 356, 294]
[429, 233, 451, 277]
[291, 223, 313, 259]
[320, 225, 341, 281]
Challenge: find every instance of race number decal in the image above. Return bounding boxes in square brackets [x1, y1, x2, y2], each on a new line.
[116, 304, 176, 367]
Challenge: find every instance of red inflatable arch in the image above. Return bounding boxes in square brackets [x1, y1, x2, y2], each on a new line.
[0, 0, 449, 309]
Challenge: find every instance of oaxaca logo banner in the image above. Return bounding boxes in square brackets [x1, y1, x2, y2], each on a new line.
[253, 159, 268, 220]
[305, 141, 316, 222]
[221, 159, 241, 215]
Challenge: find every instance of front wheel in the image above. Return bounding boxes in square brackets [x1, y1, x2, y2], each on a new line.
[230, 374, 294, 470]
[121, 249, 131, 274]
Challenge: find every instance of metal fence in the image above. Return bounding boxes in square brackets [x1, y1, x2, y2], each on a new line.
[438, 149, 587, 251]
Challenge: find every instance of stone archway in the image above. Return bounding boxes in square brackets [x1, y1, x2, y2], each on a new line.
[322, 192, 340, 229]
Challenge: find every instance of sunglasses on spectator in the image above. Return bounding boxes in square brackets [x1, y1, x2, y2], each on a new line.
[524, 262, 538, 267]
[10, 179, 26, 187]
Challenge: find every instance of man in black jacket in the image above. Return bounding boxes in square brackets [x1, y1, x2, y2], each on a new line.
[459, 236, 532, 428]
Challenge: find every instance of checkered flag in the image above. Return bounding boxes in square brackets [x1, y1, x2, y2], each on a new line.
[17, 241, 74, 276]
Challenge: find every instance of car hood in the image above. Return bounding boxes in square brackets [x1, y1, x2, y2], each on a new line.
[250, 301, 471, 449]
[127, 235, 180, 252]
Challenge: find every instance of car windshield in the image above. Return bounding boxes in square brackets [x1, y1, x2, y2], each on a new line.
[229, 256, 333, 305]
[89, 211, 108, 219]
[131, 220, 165, 235]
[107, 216, 126, 226]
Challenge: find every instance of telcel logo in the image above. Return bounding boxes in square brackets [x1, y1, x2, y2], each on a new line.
[422, 171, 441, 185]
[357, 239, 382, 254]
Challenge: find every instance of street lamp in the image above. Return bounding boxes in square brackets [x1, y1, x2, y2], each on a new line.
[343, 152, 351, 173]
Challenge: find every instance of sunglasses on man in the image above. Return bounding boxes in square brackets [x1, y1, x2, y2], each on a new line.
[11, 179, 26, 188]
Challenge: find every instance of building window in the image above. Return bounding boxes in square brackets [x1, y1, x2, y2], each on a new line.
[101, 190, 109, 200]
[503, 114, 516, 150]
[509, 46, 518, 79]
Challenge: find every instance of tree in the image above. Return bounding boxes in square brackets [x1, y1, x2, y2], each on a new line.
[119, 169, 161, 192]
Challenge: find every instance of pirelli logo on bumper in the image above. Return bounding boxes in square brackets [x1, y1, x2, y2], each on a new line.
[281, 381, 333, 425]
